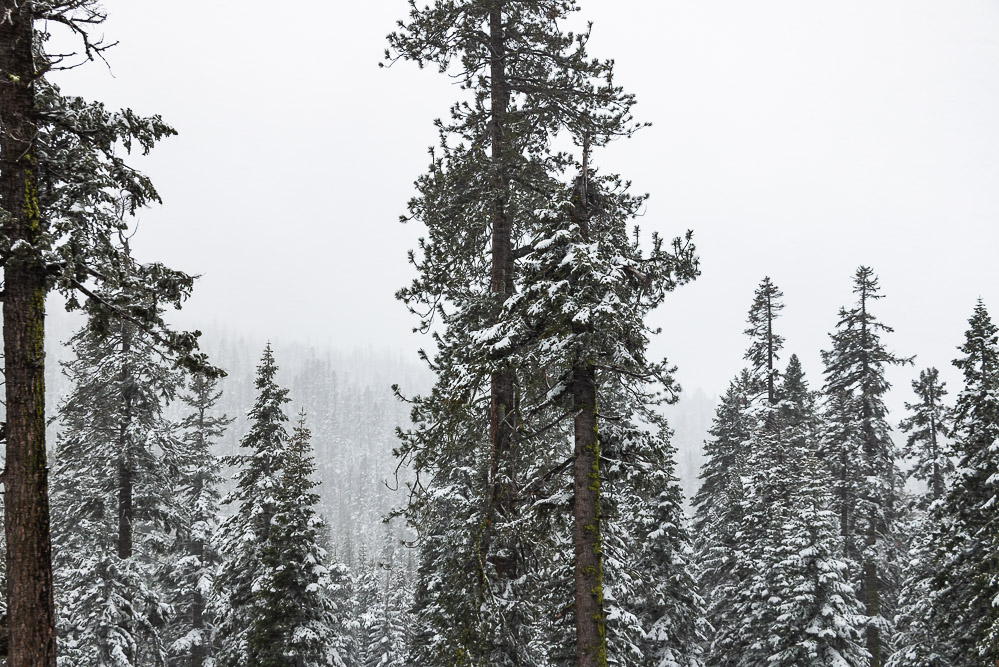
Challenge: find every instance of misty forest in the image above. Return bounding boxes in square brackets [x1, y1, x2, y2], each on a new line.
[0, 1, 996, 667]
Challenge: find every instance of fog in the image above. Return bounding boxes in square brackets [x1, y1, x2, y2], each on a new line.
[48, 0, 999, 405]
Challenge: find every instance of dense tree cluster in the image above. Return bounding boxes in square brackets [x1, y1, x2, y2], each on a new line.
[0, 0, 994, 665]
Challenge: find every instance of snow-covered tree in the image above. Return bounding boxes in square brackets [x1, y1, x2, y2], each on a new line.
[250, 410, 345, 666]
[213, 345, 290, 666]
[692, 371, 753, 665]
[924, 300, 999, 662]
[1, 5, 216, 657]
[820, 266, 912, 666]
[52, 307, 186, 667]
[898, 368, 952, 505]
[494, 165, 699, 666]
[214, 347, 345, 667]
[387, 2, 691, 663]
[163, 373, 231, 667]
[744, 277, 785, 403]
[360, 530, 413, 667]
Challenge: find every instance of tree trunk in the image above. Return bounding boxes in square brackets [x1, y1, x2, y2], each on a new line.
[191, 535, 207, 667]
[571, 360, 606, 667]
[0, 1, 58, 663]
[484, 0, 518, 585]
[859, 293, 882, 667]
[118, 326, 134, 559]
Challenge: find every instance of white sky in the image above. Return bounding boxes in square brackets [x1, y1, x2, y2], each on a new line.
[50, 0, 999, 405]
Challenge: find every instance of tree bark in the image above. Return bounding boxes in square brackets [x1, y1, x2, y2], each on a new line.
[859, 289, 881, 667]
[571, 360, 606, 667]
[0, 1, 59, 663]
[484, 0, 518, 585]
[118, 326, 134, 559]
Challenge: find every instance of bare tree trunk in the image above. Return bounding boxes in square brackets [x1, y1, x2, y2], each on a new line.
[0, 1, 58, 663]
[571, 360, 606, 667]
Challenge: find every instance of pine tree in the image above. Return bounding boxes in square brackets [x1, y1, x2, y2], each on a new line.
[820, 266, 912, 666]
[388, 2, 668, 663]
[2, 5, 217, 660]
[52, 308, 186, 667]
[898, 368, 952, 505]
[163, 374, 231, 667]
[926, 300, 999, 661]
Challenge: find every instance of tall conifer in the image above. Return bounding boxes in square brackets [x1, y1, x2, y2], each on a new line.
[820, 267, 912, 666]
[387, 2, 675, 662]
[52, 309, 185, 666]
[927, 300, 999, 661]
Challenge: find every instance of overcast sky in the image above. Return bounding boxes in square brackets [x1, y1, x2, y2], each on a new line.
[51, 0, 999, 404]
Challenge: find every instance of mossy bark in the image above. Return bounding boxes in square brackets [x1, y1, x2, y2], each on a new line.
[0, 1, 58, 663]
[572, 361, 606, 667]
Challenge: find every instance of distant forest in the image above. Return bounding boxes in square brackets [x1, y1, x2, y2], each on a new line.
[0, 0, 995, 666]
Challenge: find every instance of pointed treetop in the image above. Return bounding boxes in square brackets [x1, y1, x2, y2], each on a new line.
[954, 299, 998, 387]
[744, 276, 785, 403]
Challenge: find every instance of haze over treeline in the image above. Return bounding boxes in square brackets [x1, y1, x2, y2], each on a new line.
[0, 1, 996, 667]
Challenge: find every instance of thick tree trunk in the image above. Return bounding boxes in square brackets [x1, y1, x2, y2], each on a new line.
[571, 361, 606, 667]
[0, 1, 59, 663]
[484, 0, 518, 585]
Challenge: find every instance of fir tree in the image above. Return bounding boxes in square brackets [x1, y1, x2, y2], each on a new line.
[163, 374, 231, 667]
[251, 410, 345, 666]
[820, 266, 912, 666]
[498, 164, 699, 666]
[744, 277, 785, 403]
[52, 308, 186, 667]
[710, 366, 868, 667]
[361, 530, 413, 667]
[213, 345, 290, 666]
[692, 370, 754, 666]
[898, 368, 952, 505]
[927, 300, 999, 661]
[213, 351, 345, 667]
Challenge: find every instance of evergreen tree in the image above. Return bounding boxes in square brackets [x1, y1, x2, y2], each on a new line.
[212, 345, 290, 666]
[692, 370, 753, 666]
[387, 2, 682, 663]
[926, 300, 999, 661]
[213, 351, 345, 667]
[1, 6, 216, 660]
[744, 277, 785, 403]
[163, 374, 231, 667]
[698, 279, 787, 665]
[361, 530, 413, 667]
[820, 266, 912, 666]
[251, 410, 345, 666]
[497, 164, 699, 666]
[52, 308, 186, 667]
[898, 368, 952, 505]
